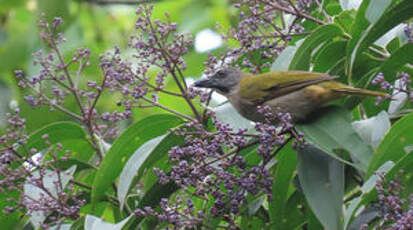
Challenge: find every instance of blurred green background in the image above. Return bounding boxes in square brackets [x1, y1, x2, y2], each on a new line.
[0, 0, 234, 132]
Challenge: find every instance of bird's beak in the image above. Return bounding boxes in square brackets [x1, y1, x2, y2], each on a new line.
[194, 77, 216, 88]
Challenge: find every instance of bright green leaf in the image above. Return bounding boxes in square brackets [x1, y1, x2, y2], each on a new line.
[289, 24, 343, 71]
[313, 41, 347, 72]
[348, 0, 413, 77]
[91, 114, 183, 206]
[367, 113, 413, 177]
[117, 135, 166, 209]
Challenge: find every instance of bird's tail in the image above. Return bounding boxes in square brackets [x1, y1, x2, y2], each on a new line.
[332, 87, 388, 98]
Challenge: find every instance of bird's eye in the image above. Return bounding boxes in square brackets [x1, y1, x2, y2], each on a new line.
[215, 70, 225, 78]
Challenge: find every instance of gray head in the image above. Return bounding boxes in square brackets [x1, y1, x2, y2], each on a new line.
[194, 67, 242, 95]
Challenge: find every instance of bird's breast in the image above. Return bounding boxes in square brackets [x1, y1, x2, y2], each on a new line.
[229, 87, 332, 122]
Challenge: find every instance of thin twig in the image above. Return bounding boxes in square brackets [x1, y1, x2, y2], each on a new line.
[258, 1, 326, 25]
[140, 97, 197, 122]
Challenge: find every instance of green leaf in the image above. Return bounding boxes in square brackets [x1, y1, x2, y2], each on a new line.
[271, 39, 304, 71]
[298, 145, 344, 230]
[84, 215, 132, 230]
[352, 111, 390, 149]
[365, 0, 392, 24]
[366, 113, 413, 177]
[269, 143, 298, 229]
[213, 103, 254, 131]
[346, 148, 413, 228]
[117, 131, 184, 210]
[334, 10, 357, 33]
[380, 43, 413, 81]
[348, 0, 413, 76]
[313, 41, 347, 72]
[339, 0, 361, 10]
[0, 190, 21, 230]
[91, 114, 184, 206]
[280, 191, 308, 230]
[18, 121, 88, 153]
[296, 106, 373, 171]
[347, 205, 379, 230]
[386, 37, 401, 54]
[117, 135, 165, 208]
[344, 161, 394, 229]
[24, 166, 77, 228]
[129, 182, 180, 228]
[289, 24, 343, 71]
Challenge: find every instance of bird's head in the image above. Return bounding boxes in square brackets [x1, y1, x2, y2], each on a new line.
[194, 67, 242, 95]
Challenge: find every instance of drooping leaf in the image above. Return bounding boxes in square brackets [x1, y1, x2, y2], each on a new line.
[271, 39, 304, 71]
[269, 142, 298, 229]
[117, 135, 166, 209]
[367, 113, 413, 177]
[213, 103, 254, 131]
[347, 205, 380, 230]
[18, 121, 88, 154]
[91, 114, 183, 206]
[296, 106, 373, 171]
[313, 41, 347, 73]
[352, 111, 391, 149]
[348, 0, 413, 76]
[289, 24, 343, 71]
[298, 145, 344, 230]
[344, 161, 394, 229]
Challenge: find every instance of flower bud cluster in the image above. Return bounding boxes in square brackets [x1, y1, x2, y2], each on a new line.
[372, 72, 412, 105]
[143, 107, 299, 228]
[0, 110, 86, 228]
[370, 172, 413, 229]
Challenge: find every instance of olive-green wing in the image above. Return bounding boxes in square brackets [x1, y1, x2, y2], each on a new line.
[239, 71, 337, 103]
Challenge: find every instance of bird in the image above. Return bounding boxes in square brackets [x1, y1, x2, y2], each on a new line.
[194, 67, 388, 123]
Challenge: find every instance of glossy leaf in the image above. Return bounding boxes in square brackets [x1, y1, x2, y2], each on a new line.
[352, 111, 390, 149]
[366, 113, 413, 177]
[296, 106, 373, 171]
[339, 0, 362, 10]
[213, 103, 254, 131]
[348, 0, 413, 76]
[269, 142, 297, 229]
[18, 121, 88, 154]
[271, 39, 304, 71]
[347, 205, 379, 230]
[380, 43, 413, 81]
[313, 41, 347, 73]
[91, 114, 183, 206]
[117, 135, 166, 209]
[289, 24, 343, 71]
[343, 161, 394, 229]
[298, 145, 344, 230]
